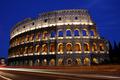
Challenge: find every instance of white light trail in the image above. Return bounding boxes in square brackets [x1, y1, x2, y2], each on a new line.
[0, 68, 120, 79]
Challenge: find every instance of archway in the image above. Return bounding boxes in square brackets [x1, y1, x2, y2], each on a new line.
[58, 43, 63, 54]
[66, 58, 72, 65]
[50, 43, 55, 52]
[90, 30, 95, 36]
[43, 31, 48, 39]
[58, 59, 63, 66]
[42, 59, 47, 66]
[49, 59, 55, 66]
[100, 43, 104, 51]
[58, 30, 63, 37]
[93, 58, 99, 64]
[84, 43, 90, 51]
[36, 45, 40, 53]
[92, 43, 97, 52]
[66, 43, 72, 51]
[74, 29, 80, 36]
[84, 57, 90, 65]
[66, 29, 72, 37]
[51, 31, 56, 38]
[74, 43, 81, 51]
[82, 29, 88, 36]
[76, 58, 81, 65]
[42, 44, 47, 55]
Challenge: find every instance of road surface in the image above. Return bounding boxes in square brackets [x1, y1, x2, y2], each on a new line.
[0, 68, 120, 80]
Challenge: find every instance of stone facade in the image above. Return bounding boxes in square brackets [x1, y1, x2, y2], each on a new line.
[8, 9, 109, 66]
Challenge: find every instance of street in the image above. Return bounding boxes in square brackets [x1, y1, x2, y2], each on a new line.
[0, 67, 120, 80]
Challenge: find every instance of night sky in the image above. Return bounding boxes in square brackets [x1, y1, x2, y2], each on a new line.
[0, 0, 120, 58]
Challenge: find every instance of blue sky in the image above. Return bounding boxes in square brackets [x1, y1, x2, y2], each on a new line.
[0, 0, 120, 58]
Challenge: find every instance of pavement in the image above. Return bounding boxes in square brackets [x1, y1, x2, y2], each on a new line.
[0, 65, 120, 80]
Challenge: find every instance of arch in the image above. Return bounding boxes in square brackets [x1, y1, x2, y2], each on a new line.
[20, 48, 24, 54]
[58, 30, 63, 37]
[21, 36, 25, 43]
[24, 47, 28, 54]
[36, 45, 40, 53]
[66, 58, 72, 65]
[50, 43, 55, 52]
[92, 43, 97, 52]
[66, 43, 72, 51]
[36, 33, 40, 40]
[43, 31, 48, 39]
[99, 43, 104, 51]
[76, 58, 81, 65]
[49, 59, 55, 66]
[35, 59, 40, 66]
[29, 60, 33, 66]
[28, 46, 31, 53]
[74, 29, 80, 36]
[90, 30, 95, 36]
[93, 58, 99, 64]
[82, 29, 88, 36]
[58, 43, 63, 53]
[30, 46, 35, 53]
[42, 44, 47, 54]
[74, 43, 81, 51]
[58, 59, 63, 66]
[84, 57, 90, 65]
[84, 43, 90, 51]
[66, 29, 72, 36]
[42, 59, 47, 65]
[26, 35, 29, 41]
[30, 34, 34, 41]
[51, 31, 56, 38]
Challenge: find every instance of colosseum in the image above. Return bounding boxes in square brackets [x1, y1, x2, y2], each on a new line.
[8, 9, 109, 66]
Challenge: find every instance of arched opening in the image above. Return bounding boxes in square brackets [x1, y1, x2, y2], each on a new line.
[84, 43, 90, 51]
[29, 60, 33, 66]
[82, 29, 88, 36]
[49, 59, 55, 66]
[36, 45, 40, 53]
[74, 43, 81, 51]
[28, 46, 34, 54]
[58, 43, 63, 54]
[26, 35, 29, 42]
[67, 58, 72, 65]
[74, 29, 80, 36]
[66, 29, 72, 36]
[58, 30, 63, 37]
[84, 58, 90, 65]
[50, 43, 55, 52]
[93, 58, 99, 64]
[21, 36, 25, 43]
[90, 30, 95, 36]
[36, 33, 40, 40]
[43, 31, 48, 39]
[75, 59, 81, 65]
[24, 47, 28, 54]
[66, 43, 72, 51]
[35, 59, 40, 66]
[42, 59, 47, 66]
[20, 48, 24, 55]
[92, 43, 97, 52]
[42, 44, 47, 55]
[28, 46, 32, 53]
[100, 43, 104, 51]
[29, 34, 34, 41]
[51, 31, 56, 38]
[58, 59, 63, 66]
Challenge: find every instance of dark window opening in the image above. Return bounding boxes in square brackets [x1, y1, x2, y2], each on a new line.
[44, 19, 48, 22]
[75, 17, 78, 20]
[59, 17, 62, 21]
